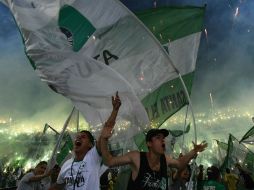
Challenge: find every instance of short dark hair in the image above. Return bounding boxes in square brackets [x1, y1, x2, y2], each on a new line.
[80, 130, 94, 146]
[36, 161, 47, 167]
[207, 166, 220, 180]
[146, 128, 169, 142]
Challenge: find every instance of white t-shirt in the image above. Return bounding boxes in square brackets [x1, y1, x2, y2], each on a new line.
[17, 172, 45, 190]
[57, 146, 105, 190]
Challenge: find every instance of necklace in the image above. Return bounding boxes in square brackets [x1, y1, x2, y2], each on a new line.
[70, 160, 84, 190]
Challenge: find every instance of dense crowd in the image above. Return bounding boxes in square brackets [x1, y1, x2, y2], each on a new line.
[0, 166, 23, 188]
[1, 162, 254, 190]
[0, 93, 253, 190]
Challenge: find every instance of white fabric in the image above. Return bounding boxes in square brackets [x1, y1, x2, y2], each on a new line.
[4, 0, 150, 142]
[57, 146, 105, 190]
[3, 0, 202, 143]
[168, 32, 201, 74]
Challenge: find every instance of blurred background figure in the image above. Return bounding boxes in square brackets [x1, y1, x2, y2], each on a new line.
[50, 164, 61, 185]
[202, 165, 226, 190]
[235, 163, 254, 190]
[171, 164, 191, 190]
[43, 164, 61, 189]
[17, 161, 50, 190]
[197, 164, 205, 189]
[224, 168, 239, 190]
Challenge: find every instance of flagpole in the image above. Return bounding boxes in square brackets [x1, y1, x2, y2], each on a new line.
[77, 110, 79, 132]
[48, 125, 60, 135]
[178, 73, 197, 143]
[181, 105, 189, 152]
[177, 73, 199, 190]
[48, 107, 75, 169]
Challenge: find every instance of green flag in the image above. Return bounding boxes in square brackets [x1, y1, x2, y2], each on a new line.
[215, 139, 228, 165]
[134, 132, 148, 152]
[54, 107, 79, 166]
[137, 6, 205, 127]
[239, 126, 254, 144]
[56, 132, 73, 165]
[221, 134, 254, 172]
[215, 140, 228, 151]
[168, 123, 190, 137]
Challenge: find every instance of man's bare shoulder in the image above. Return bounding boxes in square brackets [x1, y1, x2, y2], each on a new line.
[124, 150, 140, 160]
[126, 151, 141, 170]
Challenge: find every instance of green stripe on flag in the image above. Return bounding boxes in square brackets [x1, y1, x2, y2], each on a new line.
[136, 6, 205, 44]
[56, 133, 73, 165]
[240, 126, 254, 143]
[243, 151, 254, 171]
[142, 72, 194, 127]
[58, 5, 96, 52]
[134, 132, 148, 152]
[216, 140, 228, 151]
[169, 123, 190, 137]
[221, 134, 254, 172]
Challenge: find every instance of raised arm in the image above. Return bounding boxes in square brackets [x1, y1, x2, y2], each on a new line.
[166, 141, 207, 170]
[99, 93, 139, 168]
[96, 92, 121, 154]
[100, 132, 139, 168]
[28, 170, 51, 182]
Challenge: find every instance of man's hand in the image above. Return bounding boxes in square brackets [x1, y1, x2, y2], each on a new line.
[193, 140, 208, 153]
[112, 91, 121, 111]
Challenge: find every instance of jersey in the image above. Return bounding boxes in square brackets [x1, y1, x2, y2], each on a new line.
[127, 152, 168, 190]
[202, 180, 226, 190]
[57, 146, 103, 190]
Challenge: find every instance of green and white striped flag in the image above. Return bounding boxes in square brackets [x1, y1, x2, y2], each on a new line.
[3, 0, 204, 142]
[52, 107, 79, 166]
[56, 132, 73, 165]
[215, 139, 228, 165]
[240, 126, 254, 144]
[215, 139, 228, 151]
[169, 123, 191, 137]
[221, 134, 254, 172]
[136, 6, 205, 127]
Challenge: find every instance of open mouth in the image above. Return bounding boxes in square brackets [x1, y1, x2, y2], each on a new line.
[162, 144, 165, 149]
[75, 140, 82, 147]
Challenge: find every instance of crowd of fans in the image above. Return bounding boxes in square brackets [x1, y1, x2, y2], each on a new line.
[1, 160, 254, 190]
[0, 94, 254, 190]
[0, 166, 24, 189]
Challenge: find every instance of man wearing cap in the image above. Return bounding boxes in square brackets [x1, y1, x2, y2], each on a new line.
[100, 100, 207, 190]
[49, 92, 121, 190]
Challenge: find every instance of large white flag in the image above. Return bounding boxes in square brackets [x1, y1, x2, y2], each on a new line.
[3, 0, 204, 141]
[3, 0, 151, 141]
